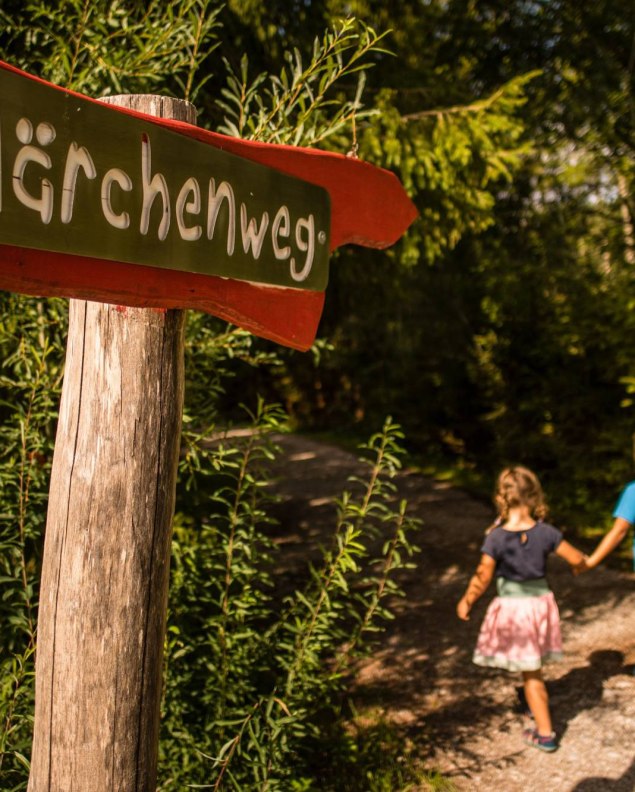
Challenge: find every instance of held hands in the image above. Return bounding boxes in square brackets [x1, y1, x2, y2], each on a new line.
[456, 596, 472, 621]
[572, 554, 591, 576]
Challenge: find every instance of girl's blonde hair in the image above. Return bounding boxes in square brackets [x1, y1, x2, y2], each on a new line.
[494, 466, 548, 521]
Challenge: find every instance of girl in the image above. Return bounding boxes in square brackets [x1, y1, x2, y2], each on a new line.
[456, 466, 586, 752]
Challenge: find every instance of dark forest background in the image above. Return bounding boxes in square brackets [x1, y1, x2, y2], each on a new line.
[216, 1, 635, 525]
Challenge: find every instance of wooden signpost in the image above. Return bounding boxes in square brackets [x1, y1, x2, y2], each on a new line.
[0, 60, 417, 351]
[27, 94, 195, 792]
[0, 60, 417, 792]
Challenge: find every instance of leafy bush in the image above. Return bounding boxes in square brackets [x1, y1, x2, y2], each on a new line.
[0, 295, 66, 788]
[160, 413, 420, 790]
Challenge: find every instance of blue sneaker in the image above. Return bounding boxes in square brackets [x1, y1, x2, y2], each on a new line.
[523, 728, 558, 752]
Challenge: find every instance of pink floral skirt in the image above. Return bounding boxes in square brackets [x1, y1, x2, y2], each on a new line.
[473, 588, 563, 672]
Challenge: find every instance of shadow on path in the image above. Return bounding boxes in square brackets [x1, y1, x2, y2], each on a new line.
[570, 757, 635, 792]
[550, 650, 630, 738]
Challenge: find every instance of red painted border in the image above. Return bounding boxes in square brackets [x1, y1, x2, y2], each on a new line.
[0, 246, 323, 351]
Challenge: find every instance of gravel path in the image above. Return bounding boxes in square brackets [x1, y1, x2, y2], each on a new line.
[266, 433, 635, 792]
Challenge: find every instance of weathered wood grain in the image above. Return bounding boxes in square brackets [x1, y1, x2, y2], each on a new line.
[28, 95, 194, 792]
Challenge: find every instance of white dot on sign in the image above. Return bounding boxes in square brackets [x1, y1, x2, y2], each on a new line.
[318, 231, 327, 244]
[36, 122, 56, 146]
[16, 118, 33, 144]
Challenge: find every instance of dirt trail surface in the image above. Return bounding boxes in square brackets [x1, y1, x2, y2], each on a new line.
[266, 433, 635, 792]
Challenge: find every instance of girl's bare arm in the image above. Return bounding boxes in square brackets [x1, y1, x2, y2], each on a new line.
[457, 554, 495, 621]
[555, 539, 586, 570]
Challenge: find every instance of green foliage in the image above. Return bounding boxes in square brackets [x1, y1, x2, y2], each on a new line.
[0, 2, 230, 777]
[0, 0, 222, 99]
[160, 416, 420, 790]
[4, 0, 632, 788]
[361, 73, 536, 265]
[217, 17, 388, 146]
[282, 418, 419, 691]
[0, 295, 66, 788]
[0, 299, 423, 792]
[310, 709, 456, 791]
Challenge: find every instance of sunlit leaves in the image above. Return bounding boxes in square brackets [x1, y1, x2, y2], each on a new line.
[0, 0, 222, 99]
[216, 17, 389, 146]
[360, 72, 537, 265]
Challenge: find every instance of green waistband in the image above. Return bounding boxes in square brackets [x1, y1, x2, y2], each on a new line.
[496, 577, 550, 597]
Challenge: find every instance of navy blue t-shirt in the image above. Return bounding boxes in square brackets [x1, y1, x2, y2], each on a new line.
[481, 520, 563, 582]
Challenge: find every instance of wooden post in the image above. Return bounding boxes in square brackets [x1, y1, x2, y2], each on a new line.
[28, 96, 196, 792]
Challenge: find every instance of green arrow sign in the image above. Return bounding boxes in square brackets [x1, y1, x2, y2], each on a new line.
[0, 67, 330, 291]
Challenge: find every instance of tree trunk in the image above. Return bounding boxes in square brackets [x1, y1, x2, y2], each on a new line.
[29, 95, 195, 792]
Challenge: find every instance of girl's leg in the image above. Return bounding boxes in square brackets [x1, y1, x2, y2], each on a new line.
[522, 670, 552, 735]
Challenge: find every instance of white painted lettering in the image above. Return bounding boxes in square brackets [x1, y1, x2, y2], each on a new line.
[240, 204, 269, 259]
[61, 142, 97, 224]
[290, 214, 315, 282]
[176, 176, 202, 241]
[272, 205, 291, 260]
[1, 104, 326, 288]
[207, 179, 235, 255]
[101, 168, 133, 230]
[140, 135, 170, 241]
[36, 122, 56, 146]
[13, 118, 54, 224]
